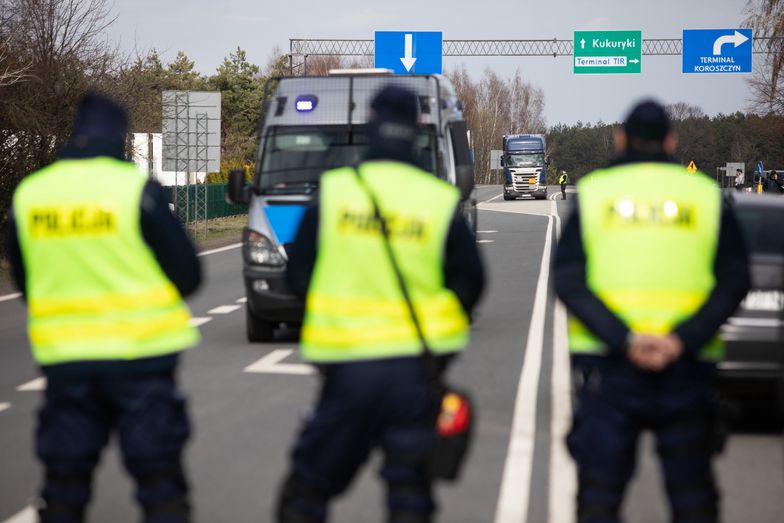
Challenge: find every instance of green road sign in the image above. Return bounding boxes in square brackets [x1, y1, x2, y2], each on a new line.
[573, 30, 642, 74]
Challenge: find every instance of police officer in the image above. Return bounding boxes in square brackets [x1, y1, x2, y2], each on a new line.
[275, 85, 485, 523]
[558, 170, 570, 200]
[554, 100, 750, 523]
[6, 93, 201, 522]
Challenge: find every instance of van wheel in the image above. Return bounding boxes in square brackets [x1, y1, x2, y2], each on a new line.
[503, 194, 513, 200]
[247, 305, 275, 343]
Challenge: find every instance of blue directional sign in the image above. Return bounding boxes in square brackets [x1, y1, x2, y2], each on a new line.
[374, 31, 442, 75]
[682, 29, 752, 74]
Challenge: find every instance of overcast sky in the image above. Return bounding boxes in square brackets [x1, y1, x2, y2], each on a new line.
[107, 0, 755, 126]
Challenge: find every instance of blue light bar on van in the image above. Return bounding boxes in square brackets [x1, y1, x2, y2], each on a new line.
[295, 95, 318, 112]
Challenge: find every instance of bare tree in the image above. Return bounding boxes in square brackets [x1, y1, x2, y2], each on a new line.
[0, 0, 120, 251]
[0, 4, 31, 87]
[744, 0, 784, 114]
[666, 102, 706, 121]
[509, 70, 546, 134]
[448, 66, 546, 183]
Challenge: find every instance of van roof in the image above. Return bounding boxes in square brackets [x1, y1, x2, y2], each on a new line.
[263, 75, 459, 128]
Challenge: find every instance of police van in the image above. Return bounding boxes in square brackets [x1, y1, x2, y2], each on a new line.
[226, 71, 476, 342]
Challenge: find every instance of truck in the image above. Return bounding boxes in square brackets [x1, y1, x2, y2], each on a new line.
[226, 71, 476, 342]
[501, 134, 548, 200]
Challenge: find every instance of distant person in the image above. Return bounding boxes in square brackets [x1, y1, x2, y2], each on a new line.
[275, 85, 485, 523]
[554, 99, 750, 523]
[735, 168, 744, 191]
[6, 93, 201, 523]
[770, 171, 784, 194]
[558, 170, 570, 200]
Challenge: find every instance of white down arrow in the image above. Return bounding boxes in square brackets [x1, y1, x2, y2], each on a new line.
[400, 33, 417, 71]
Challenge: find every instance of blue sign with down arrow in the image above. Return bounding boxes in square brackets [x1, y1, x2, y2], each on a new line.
[374, 31, 442, 75]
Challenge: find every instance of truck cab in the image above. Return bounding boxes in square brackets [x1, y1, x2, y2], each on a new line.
[501, 134, 548, 200]
[227, 72, 476, 342]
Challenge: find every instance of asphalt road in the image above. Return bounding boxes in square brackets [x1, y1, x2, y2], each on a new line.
[0, 185, 782, 522]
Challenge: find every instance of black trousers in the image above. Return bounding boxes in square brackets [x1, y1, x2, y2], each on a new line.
[277, 357, 438, 523]
[568, 358, 720, 523]
[36, 371, 191, 523]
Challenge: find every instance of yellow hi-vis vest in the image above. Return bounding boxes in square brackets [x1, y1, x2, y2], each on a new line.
[558, 173, 569, 185]
[300, 161, 470, 363]
[569, 162, 723, 361]
[13, 157, 199, 366]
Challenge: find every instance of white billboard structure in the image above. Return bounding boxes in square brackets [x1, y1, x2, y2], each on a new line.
[162, 91, 221, 225]
[490, 149, 503, 171]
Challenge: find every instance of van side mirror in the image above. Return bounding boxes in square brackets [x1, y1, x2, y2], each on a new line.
[449, 121, 475, 200]
[226, 169, 252, 205]
[499, 156, 505, 167]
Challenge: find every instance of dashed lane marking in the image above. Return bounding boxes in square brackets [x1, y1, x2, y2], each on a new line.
[0, 402, 10, 413]
[189, 317, 213, 327]
[477, 230, 498, 234]
[208, 304, 242, 314]
[2, 506, 35, 523]
[17, 378, 46, 392]
[0, 292, 22, 303]
[236, 297, 248, 304]
[244, 349, 315, 376]
[477, 240, 495, 244]
[198, 243, 243, 257]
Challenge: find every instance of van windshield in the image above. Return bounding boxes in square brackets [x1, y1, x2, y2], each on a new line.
[506, 153, 545, 168]
[258, 125, 437, 192]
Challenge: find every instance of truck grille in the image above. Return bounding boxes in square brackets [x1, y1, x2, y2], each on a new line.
[512, 174, 538, 192]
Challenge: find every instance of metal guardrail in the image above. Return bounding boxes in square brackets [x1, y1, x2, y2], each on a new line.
[290, 37, 784, 57]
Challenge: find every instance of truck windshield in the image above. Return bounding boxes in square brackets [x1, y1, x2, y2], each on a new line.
[258, 125, 437, 192]
[506, 153, 545, 168]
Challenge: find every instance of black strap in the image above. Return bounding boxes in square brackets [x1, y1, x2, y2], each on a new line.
[351, 166, 441, 384]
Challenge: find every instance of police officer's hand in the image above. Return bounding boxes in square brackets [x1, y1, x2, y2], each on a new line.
[658, 334, 684, 366]
[627, 334, 667, 371]
[628, 334, 684, 372]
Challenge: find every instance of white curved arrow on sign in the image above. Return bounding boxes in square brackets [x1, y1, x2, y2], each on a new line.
[713, 30, 749, 55]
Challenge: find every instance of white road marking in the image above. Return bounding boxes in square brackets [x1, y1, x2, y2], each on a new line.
[477, 240, 495, 244]
[548, 198, 577, 523]
[0, 292, 22, 303]
[0, 402, 10, 413]
[2, 506, 35, 523]
[494, 213, 554, 523]
[244, 349, 315, 376]
[189, 317, 213, 327]
[236, 297, 248, 304]
[484, 208, 552, 218]
[208, 304, 242, 314]
[198, 243, 242, 257]
[17, 378, 46, 392]
[477, 230, 498, 234]
[482, 193, 504, 204]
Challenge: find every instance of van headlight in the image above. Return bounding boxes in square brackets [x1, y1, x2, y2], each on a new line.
[244, 229, 284, 266]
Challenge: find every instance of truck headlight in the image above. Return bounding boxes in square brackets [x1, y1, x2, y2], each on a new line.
[244, 229, 284, 266]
